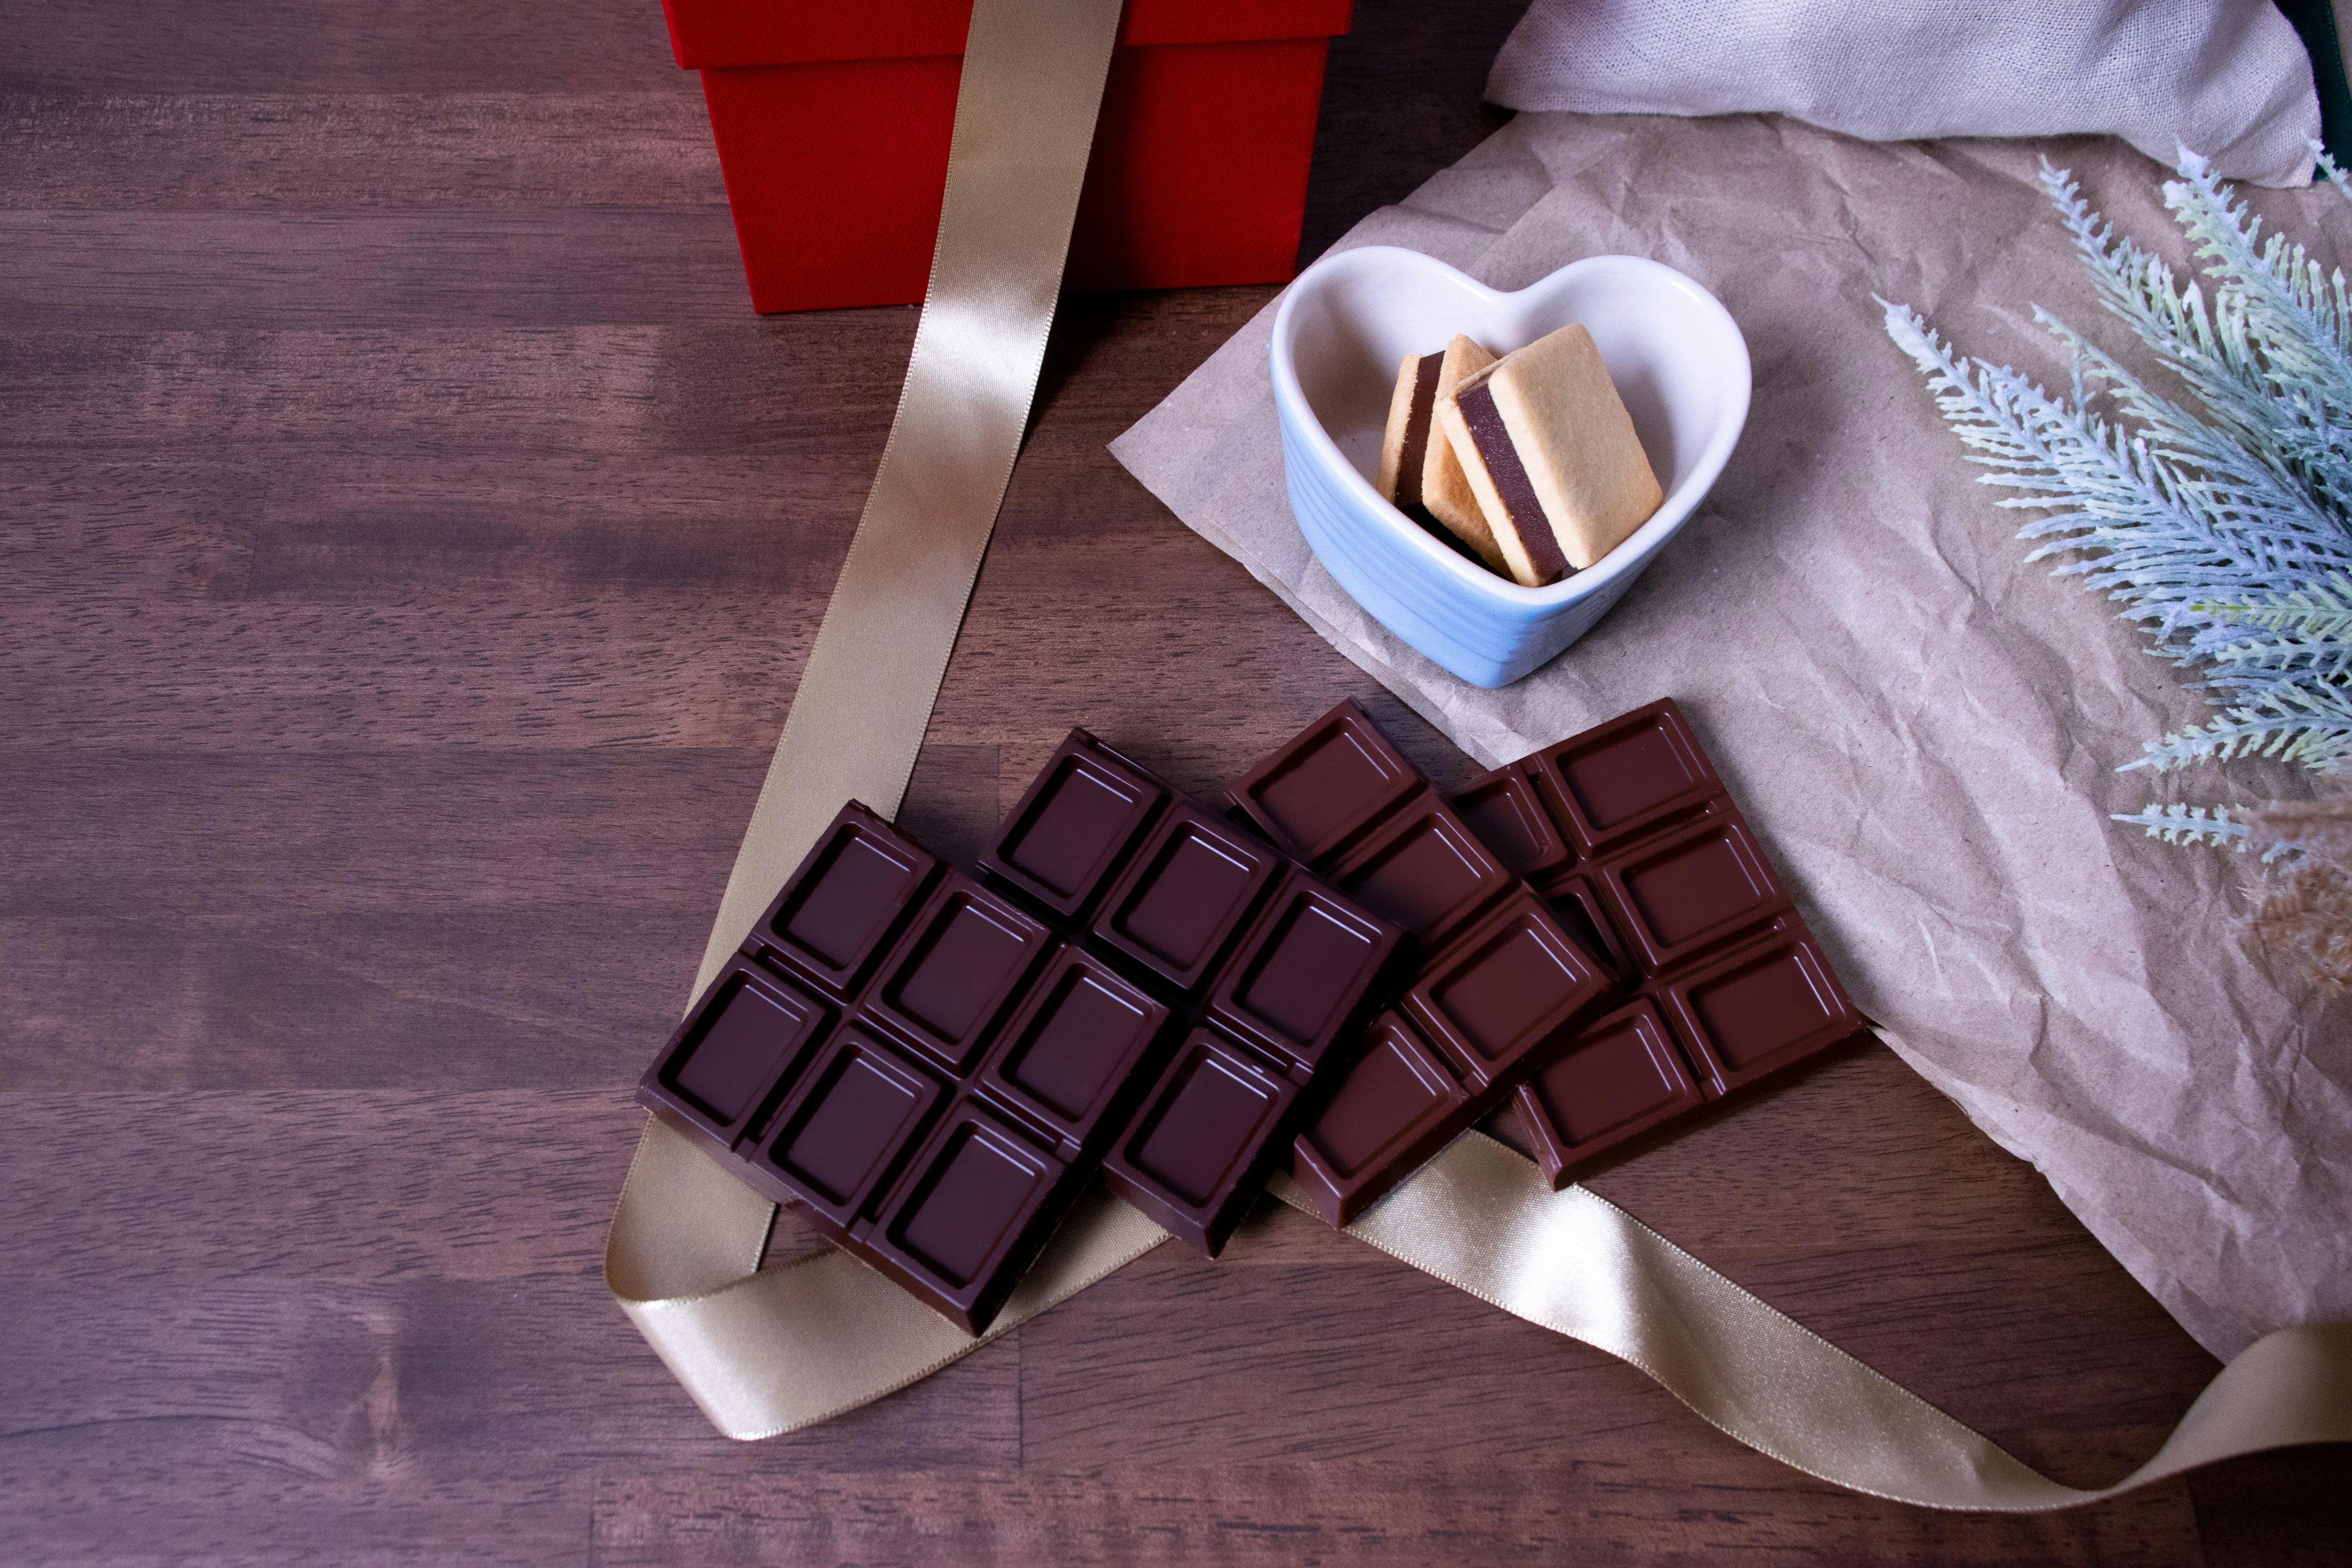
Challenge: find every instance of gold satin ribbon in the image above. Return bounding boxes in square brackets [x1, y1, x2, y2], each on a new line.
[607, 0, 1135, 1435]
[682, 0, 1127, 1006]
[608, 0, 2351, 1502]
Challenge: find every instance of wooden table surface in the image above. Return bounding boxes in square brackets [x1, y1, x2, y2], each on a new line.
[6, 1, 2347, 1562]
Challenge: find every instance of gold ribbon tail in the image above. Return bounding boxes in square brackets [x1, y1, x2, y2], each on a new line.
[1276, 1131, 2352, 1511]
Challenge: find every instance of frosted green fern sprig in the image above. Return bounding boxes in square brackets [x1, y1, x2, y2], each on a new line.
[2109, 802, 2250, 850]
[1882, 149, 2352, 850]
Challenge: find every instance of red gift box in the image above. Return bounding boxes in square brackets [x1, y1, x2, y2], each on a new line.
[658, 0, 1354, 312]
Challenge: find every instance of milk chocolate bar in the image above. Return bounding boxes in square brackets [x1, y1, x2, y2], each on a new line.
[1229, 698, 1865, 1224]
[1435, 323, 1664, 584]
[1224, 701, 1616, 1224]
[1466, 700, 1868, 1187]
[640, 732, 1404, 1333]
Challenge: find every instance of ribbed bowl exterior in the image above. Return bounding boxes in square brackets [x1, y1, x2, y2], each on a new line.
[1279, 414, 1635, 687]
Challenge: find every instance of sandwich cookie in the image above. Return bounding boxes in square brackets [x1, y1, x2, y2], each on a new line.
[1374, 334, 1505, 573]
[1435, 323, 1664, 587]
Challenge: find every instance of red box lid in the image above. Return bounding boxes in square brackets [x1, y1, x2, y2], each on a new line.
[661, 0, 1353, 70]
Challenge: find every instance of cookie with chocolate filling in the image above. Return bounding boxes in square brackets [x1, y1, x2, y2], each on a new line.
[1434, 323, 1664, 587]
[1374, 335, 1504, 572]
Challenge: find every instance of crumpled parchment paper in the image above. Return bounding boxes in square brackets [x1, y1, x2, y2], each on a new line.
[1109, 111, 2351, 1359]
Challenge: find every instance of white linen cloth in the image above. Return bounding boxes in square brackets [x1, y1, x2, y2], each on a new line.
[1487, 0, 2323, 186]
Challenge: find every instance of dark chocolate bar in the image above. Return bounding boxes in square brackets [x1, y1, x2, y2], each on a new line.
[1468, 700, 1868, 1186]
[640, 731, 1404, 1333]
[985, 752, 1404, 1257]
[1224, 701, 1616, 1226]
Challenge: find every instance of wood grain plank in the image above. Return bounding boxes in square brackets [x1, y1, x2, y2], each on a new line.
[6, 0, 2348, 1558]
[0, 0, 684, 94]
[0, 214, 753, 327]
[0, 92, 719, 210]
[0, 1063, 2222, 1469]
[589, 1465, 2204, 1567]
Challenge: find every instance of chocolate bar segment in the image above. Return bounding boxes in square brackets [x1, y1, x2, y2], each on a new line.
[1329, 797, 1513, 954]
[1292, 1012, 1467, 1215]
[1403, 893, 1610, 1086]
[1530, 869, 1636, 984]
[1449, 767, 1570, 880]
[1227, 701, 1419, 867]
[1517, 998, 1704, 1174]
[642, 740, 1404, 1329]
[973, 948, 1170, 1157]
[1211, 869, 1406, 1079]
[865, 873, 1054, 1074]
[981, 731, 1167, 920]
[864, 1101, 1071, 1333]
[651, 957, 832, 1140]
[1659, 917, 1862, 1095]
[1523, 701, 1722, 856]
[1593, 815, 1791, 974]
[1101, 1027, 1300, 1255]
[761, 804, 942, 999]
[1095, 803, 1283, 996]
[1086, 809, 1405, 1248]
[753, 1018, 947, 1229]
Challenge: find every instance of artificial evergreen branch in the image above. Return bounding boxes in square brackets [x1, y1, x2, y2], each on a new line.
[1882, 149, 2352, 842]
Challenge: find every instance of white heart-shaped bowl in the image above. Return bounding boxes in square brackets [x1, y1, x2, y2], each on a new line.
[1270, 247, 1752, 687]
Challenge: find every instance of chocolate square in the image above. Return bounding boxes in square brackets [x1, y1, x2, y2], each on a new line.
[1209, 869, 1404, 1080]
[753, 1019, 946, 1228]
[1524, 699, 1722, 857]
[1449, 767, 1571, 880]
[973, 948, 1172, 1158]
[1093, 803, 1283, 996]
[865, 873, 1054, 1072]
[1593, 815, 1791, 974]
[1227, 699, 1419, 866]
[1516, 998, 1706, 1172]
[1659, 920, 1863, 1096]
[981, 730, 1167, 920]
[863, 1101, 1072, 1336]
[758, 802, 942, 1000]
[1101, 1028, 1300, 1256]
[1402, 895, 1611, 1088]
[1530, 869, 1636, 984]
[1289, 1011, 1468, 1227]
[639, 957, 833, 1151]
[1329, 795, 1513, 954]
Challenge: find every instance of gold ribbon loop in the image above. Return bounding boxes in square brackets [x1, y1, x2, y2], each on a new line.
[611, 1120, 1164, 1439]
[608, 0, 2352, 1502]
[607, 0, 1134, 1437]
